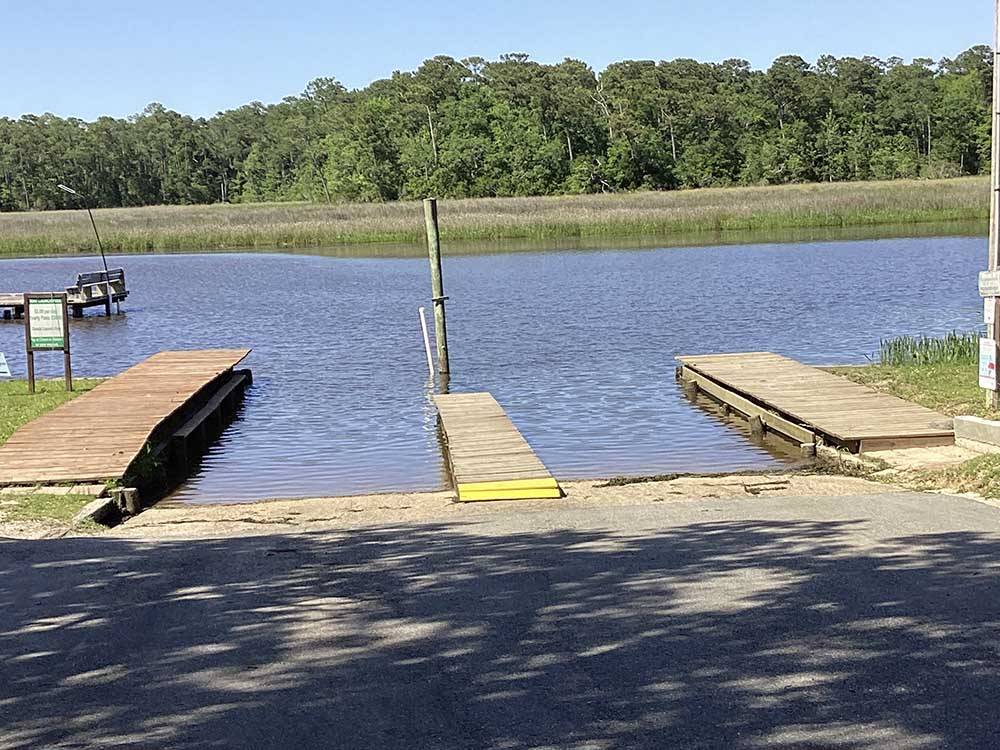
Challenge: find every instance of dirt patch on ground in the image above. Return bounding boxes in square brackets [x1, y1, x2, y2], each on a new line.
[0, 518, 72, 539]
[867, 444, 983, 472]
[99, 473, 896, 540]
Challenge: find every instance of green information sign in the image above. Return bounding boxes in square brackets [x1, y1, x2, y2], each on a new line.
[24, 293, 72, 393]
[28, 297, 66, 349]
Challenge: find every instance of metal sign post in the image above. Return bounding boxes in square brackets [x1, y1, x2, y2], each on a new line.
[24, 293, 72, 393]
[986, 0, 1000, 406]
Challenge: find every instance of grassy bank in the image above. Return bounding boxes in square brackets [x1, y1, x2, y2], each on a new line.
[0, 490, 104, 528]
[0, 176, 988, 256]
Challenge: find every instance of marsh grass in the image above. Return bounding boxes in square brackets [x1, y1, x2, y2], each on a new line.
[0, 176, 988, 256]
[877, 332, 979, 366]
[843, 332, 1000, 500]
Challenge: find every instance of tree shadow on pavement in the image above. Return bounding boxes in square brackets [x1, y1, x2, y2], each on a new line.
[2, 513, 1000, 749]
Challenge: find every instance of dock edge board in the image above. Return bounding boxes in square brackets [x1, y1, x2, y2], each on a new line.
[679, 365, 816, 446]
[456, 478, 563, 503]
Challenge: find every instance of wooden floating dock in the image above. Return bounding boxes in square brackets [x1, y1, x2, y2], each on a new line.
[677, 352, 954, 453]
[0, 349, 251, 487]
[434, 392, 561, 502]
[1, 268, 129, 319]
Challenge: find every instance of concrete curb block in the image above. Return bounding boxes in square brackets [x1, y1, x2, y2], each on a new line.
[956, 437, 1000, 455]
[72, 498, 117, 526]
[954, 417, 1000, 453]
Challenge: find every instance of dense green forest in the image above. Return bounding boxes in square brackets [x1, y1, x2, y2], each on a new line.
[0, 47, 993, 211]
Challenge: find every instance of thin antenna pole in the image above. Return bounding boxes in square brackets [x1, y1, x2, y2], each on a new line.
[59, 183, 118, 314]
[84, 202, 118, 315]
[86, 205, 108, 274]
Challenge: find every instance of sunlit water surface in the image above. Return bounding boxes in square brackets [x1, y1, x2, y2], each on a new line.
[0, 234, 984, 503]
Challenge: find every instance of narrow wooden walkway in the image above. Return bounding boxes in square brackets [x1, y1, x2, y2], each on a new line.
[0, 349, 250, 485]
[678, 352, 954, 452]
[434, 392, 561, 502]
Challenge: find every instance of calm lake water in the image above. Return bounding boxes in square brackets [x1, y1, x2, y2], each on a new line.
[0, 232, 986, 503]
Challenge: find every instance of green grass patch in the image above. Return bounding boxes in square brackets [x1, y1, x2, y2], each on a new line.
[908, 453, 1000, 500]
[0, 379, 103, 446]
[0, 492, 98, 524]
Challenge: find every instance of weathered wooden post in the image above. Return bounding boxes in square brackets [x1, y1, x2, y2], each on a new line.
[423, 198, 450, 374]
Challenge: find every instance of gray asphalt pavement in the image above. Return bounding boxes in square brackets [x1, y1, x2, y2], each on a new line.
[3, 491, 1000, 749]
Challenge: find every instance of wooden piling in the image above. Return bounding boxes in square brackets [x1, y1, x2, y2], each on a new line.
[423, 198, 450, 374]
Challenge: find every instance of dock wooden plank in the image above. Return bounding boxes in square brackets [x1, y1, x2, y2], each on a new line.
[678, 352, 953, 451]
[0, 349, 251, 484]
[434, 392, 561, 502]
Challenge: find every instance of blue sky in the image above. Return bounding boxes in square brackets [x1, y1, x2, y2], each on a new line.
[3, 0, 992, 120]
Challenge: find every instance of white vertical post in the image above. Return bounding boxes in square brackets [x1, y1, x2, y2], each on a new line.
[991, 0, 1000, 272]
[419, 307, 434, 378]
[989, 0, 1000, 407]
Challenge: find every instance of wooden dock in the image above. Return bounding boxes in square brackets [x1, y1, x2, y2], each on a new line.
[1, 268, 129, 319]
[0, 294, 27, 319]
[677, 352, 954, 453]
[0, 349, 250, 486]
[434, 392, 561, 502]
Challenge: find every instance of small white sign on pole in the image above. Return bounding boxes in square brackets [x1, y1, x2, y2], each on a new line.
[981, 270, 1000, 297]
[988, 298, 997, 326]
[0, 353, 10, 378]
[981, 338, 998, 390]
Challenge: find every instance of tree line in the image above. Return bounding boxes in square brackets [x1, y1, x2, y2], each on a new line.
[0, 47, 993, 211]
